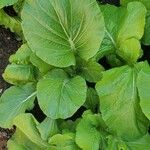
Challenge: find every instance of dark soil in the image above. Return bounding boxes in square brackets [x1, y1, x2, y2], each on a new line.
[0, 26, 21, 149]
[0, 127, 15, 150]
[0, 26, 21, 95]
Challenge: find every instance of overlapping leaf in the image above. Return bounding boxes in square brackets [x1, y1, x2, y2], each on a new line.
[97, 2, 146, 64]
[37, 69, 87, 119]
[22, 0, 105, 67]
[0, 83, 36, 128]
[96, 62, 149, 140]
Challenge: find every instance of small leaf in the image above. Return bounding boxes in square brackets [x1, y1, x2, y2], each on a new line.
[22, 0, 105, 67]
[37, 69, 87, 119]
[106, 135, 129, 150]
[37, 117, 59, 141]
[9, 44, 32, 65]
[84, 88, 99, 112]
[3, 64, 35, 85]
[8, 129, 43, 150]
[0, 83, 36, 128]
[9, 113, 50, 149]
[77, 59, 104, 83]
[30, 53, 53, 74]
[76, 110, 108, 150]
[49, 133, 79, 150]
[0, 9, 22, 37]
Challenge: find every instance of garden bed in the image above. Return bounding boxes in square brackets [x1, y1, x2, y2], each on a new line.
[0, 0, 150, 149]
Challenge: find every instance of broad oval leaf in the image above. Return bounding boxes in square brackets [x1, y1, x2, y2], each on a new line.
[96, 63, 149, 141]
[22, 0, 105, 67]
[0, 83, 36, 128]
[37, 69, 87, 119]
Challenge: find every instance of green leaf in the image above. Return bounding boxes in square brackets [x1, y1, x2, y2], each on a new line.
[77, 59, 104, 83]
[118, 38, 142, 64]
[8, 129, 43, 150]
[3, 64, 35, 85]
[9, 44, 32, 65]
[30, 53, 53, 74]
[127, 134, 150, 150]
[22, 0, 105, 67]
[106, 135, 129, 150]
[142, 11, 150, 45]
[13, 0, 25, 15]
[96, 62, 149, 141]
[121, 0, 150, 10]
[76, 110, 108, 150]
[120, 0, 150, 45]
[84, 88, 99, 112]
[0, 83, 36, 128]
[106, 133, 150, 150]
[0, 0, 18, 9]
[137, 66, 150, 120]
[49, 133, 79, 150]
[11, 113, 49, 149]
[98, 2, 146, 64]
[37, 69, 87, 119]
[0, 9, 22, 37]
[37, 117, 59, 141]
[59, 119, 80, 134]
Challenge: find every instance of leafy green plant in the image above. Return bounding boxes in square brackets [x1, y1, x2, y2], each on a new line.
[0, 0, 150, 149]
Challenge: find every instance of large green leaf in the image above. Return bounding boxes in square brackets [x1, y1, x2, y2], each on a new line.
[3, 64, 35, 85]
[0, 0, 18, 9]
[76, 111, 108, 150]
[97, 2, 146, 64]
[137, 67, 150, 120]
[37, 69, 87, 119]
[120, 0, 150, 45]
[22, 0, 105, 67]
[96, 62, 149, 141]
[0, 83, 36, 128]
